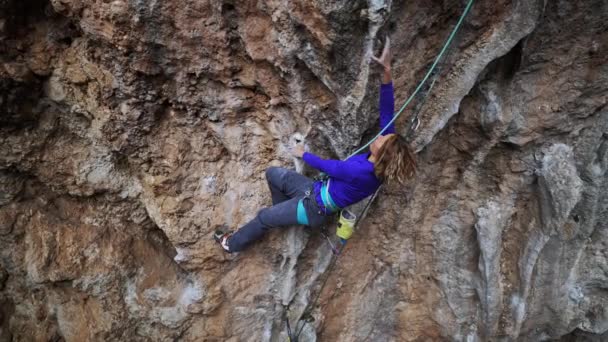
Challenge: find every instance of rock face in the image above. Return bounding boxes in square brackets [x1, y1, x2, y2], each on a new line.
[1, 0, 607, 341]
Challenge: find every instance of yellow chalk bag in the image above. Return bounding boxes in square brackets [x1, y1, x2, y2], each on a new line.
[336, 209, 356, 240]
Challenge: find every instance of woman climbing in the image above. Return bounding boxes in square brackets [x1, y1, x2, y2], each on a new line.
[214, 38, 417, 253]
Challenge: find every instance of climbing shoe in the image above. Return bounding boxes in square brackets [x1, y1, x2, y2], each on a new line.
[213, 230, 233, 253]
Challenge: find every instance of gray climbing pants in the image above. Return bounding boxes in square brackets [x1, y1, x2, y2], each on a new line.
[227, 167, 328, 252]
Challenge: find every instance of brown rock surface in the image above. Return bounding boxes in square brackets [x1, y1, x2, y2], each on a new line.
[1, 0, 607, 341]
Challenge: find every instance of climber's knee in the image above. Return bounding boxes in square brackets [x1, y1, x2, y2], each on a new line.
[265, 166, 286, 185]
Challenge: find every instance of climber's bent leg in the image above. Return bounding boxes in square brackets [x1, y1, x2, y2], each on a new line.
[265, 167, 314, 205]
[227, 196, 326, 252]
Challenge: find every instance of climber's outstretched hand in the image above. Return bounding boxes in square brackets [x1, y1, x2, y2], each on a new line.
[290, 144, 305, 158]
[371, 37, 391, 70]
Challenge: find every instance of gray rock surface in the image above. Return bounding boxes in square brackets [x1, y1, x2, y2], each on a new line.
[1, 0, 607, 341]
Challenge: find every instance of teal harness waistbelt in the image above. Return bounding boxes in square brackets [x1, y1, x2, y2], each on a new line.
[297, 180, 341, 226]
[320, 179, 341, 213]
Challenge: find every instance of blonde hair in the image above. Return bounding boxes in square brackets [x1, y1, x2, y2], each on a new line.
[373, 134, 417, 184]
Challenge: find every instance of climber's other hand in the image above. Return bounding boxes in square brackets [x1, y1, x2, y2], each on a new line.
[290, 144, 305, 158]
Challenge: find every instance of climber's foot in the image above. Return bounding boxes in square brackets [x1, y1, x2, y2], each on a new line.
[213, 230, 233, 253]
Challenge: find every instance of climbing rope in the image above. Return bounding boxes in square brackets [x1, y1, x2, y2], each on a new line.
[284, 0, 475, 339]
[347, 0, 475, 159]
[404, 27, 457, 141]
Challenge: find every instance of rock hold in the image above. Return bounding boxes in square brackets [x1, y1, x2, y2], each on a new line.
[537, 143, 583, 238]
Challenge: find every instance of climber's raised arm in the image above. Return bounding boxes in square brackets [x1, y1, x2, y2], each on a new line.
[372, 37, 395, 135]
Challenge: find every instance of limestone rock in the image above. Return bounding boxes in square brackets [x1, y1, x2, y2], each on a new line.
[537, 144, 584, 238]
[0, 0, 607, 341]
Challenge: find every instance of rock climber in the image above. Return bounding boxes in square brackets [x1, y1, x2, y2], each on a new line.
[214, 38, 417, 253]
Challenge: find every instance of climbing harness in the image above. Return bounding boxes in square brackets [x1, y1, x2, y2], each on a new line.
[283, 0, 475, 338]
[296, 182, 339, 226]
[296, 198, 310, 226]
[320, 179, 340, 213]
[312, 173, 342, 215]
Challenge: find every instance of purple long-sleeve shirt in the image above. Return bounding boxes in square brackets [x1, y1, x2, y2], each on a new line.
[303, 82, 395, 211]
